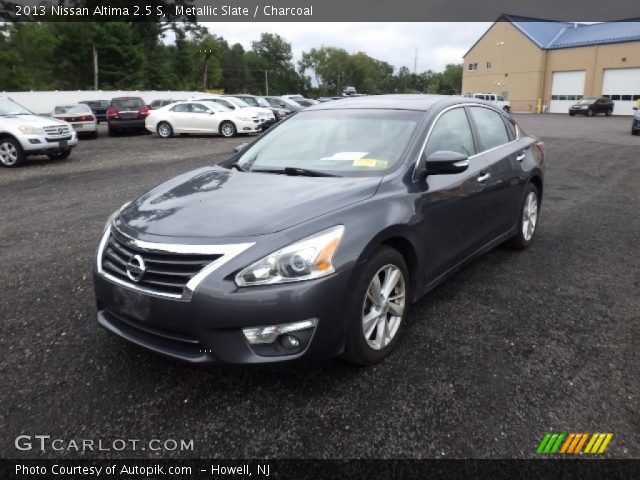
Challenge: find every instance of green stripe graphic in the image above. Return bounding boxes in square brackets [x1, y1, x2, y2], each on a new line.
[550, 433, 566, 453]
[537, 433, 553, 454]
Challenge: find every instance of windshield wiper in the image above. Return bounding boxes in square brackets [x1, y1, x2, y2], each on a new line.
[249, 167, 339, 177]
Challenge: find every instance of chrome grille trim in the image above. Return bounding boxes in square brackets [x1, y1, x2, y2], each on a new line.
[96, 225, 254, 300]
[43, 125, 71, 137]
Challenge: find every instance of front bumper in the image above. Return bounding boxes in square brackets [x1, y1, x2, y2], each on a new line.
[19, 132, 78, 155]
[93, 266, 352, 364]
[236, 119, 262, 133]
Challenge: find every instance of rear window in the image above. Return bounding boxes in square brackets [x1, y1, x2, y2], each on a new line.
[111, 98, 145, 109]
[54, 104, 91, 114]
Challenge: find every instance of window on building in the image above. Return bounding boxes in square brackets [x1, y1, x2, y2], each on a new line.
[486, 60, 492, 70]
[468, 63, 478, 71]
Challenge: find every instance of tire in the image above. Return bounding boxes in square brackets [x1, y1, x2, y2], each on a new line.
[503, 106, 510, 114]
[505, 183, 540, 250]
[569, 111, 575, 116]
[632, 128, 639, 136]
[47, 149, 71, 161]
[586, 109, 594, 117]
[107, 126, 117, 137]
[343, 246, 410, 365]
[219, 121, 237, 138]
[0, 137, 24, 167]
[606, 109, 613, 117]
[157, 121, 173, 138]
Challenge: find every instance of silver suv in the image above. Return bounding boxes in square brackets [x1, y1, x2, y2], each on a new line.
[0, 97, 78, 167]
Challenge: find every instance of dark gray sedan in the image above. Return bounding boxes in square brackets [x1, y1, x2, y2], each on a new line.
[93, 95, 544, 366]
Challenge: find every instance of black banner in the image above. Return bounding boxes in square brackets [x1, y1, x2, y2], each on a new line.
[2, 0, 640, 22]
[2, 459, 640, 480]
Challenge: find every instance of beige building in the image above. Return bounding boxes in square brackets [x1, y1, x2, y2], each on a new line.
[462, 15, 640, 115]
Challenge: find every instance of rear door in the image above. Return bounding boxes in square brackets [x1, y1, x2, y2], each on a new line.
[467, 105, 528, 239]
[168, 103, 194, 131]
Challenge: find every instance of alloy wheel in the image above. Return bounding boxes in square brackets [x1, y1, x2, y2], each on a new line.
[522, 191, 538, 241]
[221, 122, 235, 137]
[0, 141, 19, 166]
[362, 264, 406, 350]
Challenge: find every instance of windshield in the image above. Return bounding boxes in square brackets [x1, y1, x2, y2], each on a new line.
[256, 96, 271, 107]
[111, 98, 145, 109]
[578, 98, 596, 104]
[200, 101, 231, 112]
[235, 109, 422, 176]
[228, 97, 250, 108]
[0, 98, 32, 115]
[54, 104, 91, 114]
[235, 96, 258, 107]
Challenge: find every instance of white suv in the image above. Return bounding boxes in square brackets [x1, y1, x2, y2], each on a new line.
[0, 97, 78, 167]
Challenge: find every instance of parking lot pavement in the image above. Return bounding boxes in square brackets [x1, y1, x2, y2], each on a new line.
[1, 117, 639, 459]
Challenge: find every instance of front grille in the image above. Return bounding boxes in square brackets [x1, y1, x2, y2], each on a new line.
[45, 136, 71, 142]
[101, 230, 223, 297]
[43, 125, 71, 137]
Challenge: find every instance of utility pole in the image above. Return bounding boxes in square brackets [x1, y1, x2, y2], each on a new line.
[413, 47, 418, 74]
[264, 70, 269, 96]
[92, 44, 99, 90]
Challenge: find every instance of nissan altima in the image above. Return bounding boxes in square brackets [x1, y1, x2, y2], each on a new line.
[94, 95, 544, 366]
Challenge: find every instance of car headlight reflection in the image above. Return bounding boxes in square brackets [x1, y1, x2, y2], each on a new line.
[18, 125, 45, 135]
[235, 225, 345, 286]
[103, 201, 131, 231]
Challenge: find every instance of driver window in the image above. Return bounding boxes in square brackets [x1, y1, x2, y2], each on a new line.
[424, 108, 475, 158]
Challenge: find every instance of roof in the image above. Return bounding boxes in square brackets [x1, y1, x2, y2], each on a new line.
[310, 94, 465, 111]
[466, 14, 640, 56]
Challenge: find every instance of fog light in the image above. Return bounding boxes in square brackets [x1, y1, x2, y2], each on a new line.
[281, 335, 300, 349]
[29, 139, 41, 144]
[242, 318, 317, 345]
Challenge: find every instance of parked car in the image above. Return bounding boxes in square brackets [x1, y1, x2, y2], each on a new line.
[51, 103, 98, 138]
[148, 99, 178, 110]
[464, 93, 511, 113]
[94, 94, 544, 366]
[0, 96, 78, 167]
[106, 97, 149, 136]
[568, 97, 614, 117]
[80, 100, 109, 123]
[264, 96, 304, 112]
[228, 94, 291, 122]
[282, 95, 319, 108]
[632, 107, 640, 135]
[189, 95, 276, 129]
[145, 101, 262, 138]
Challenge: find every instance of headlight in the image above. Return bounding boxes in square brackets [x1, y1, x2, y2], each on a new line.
[235, 225, 345, 286]
[18, 125, 44, 135]
[104, 201, 131, 231]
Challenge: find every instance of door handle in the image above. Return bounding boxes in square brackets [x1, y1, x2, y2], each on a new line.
[477, 172, 491, 183]
[516, 150, 526, 162]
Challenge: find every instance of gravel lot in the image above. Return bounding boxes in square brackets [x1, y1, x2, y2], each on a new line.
[1, 115, 639, 459]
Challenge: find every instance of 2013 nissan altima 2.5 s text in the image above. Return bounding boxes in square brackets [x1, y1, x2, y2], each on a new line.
[93, 95, 544, 366]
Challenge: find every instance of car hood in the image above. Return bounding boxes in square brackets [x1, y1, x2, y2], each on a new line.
[238, 106, 273, 117]
[116, 166, 381, 239]
[0, 114, 67, 127]
[570, 103, 589, 108]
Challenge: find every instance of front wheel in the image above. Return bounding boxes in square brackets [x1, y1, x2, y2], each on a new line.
[505, 183, 540, 250]
[606, 109, 613, 116]
[0, 137, 24, 167]
[157, 122, 173, 138]
[343, 247, 410, 365]
[503, 106, 510, 113]
[47, 149, 71, 161]
[219, 121, 237, 138]
[586, 109, 594, 117]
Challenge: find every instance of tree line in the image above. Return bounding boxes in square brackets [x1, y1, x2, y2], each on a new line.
[0, 22, 462, 97]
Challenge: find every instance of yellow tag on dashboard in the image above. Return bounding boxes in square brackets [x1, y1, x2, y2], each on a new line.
[353, 159, 388, 168]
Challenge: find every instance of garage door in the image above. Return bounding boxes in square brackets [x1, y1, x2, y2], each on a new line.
[602, 68, 640, 116]
[550, 71, 586, 113]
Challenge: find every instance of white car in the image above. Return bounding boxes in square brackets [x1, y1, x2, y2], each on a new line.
[189, 95, 276, 127]
[51, 103, 98, 138]
[145, 101, 262, 138]
[0, 96, 78, 167]
[464, 93, 511, 113]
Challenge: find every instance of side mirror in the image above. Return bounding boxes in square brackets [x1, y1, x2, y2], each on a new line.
[418, 151, 469, 177]
[280, 103, 286, 108]
[208, 110, 215, 115]
[234, 143, 248, 153]
[634, 107, 638, 111]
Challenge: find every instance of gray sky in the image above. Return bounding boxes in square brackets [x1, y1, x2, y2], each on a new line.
[203, 22, 492, 73]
